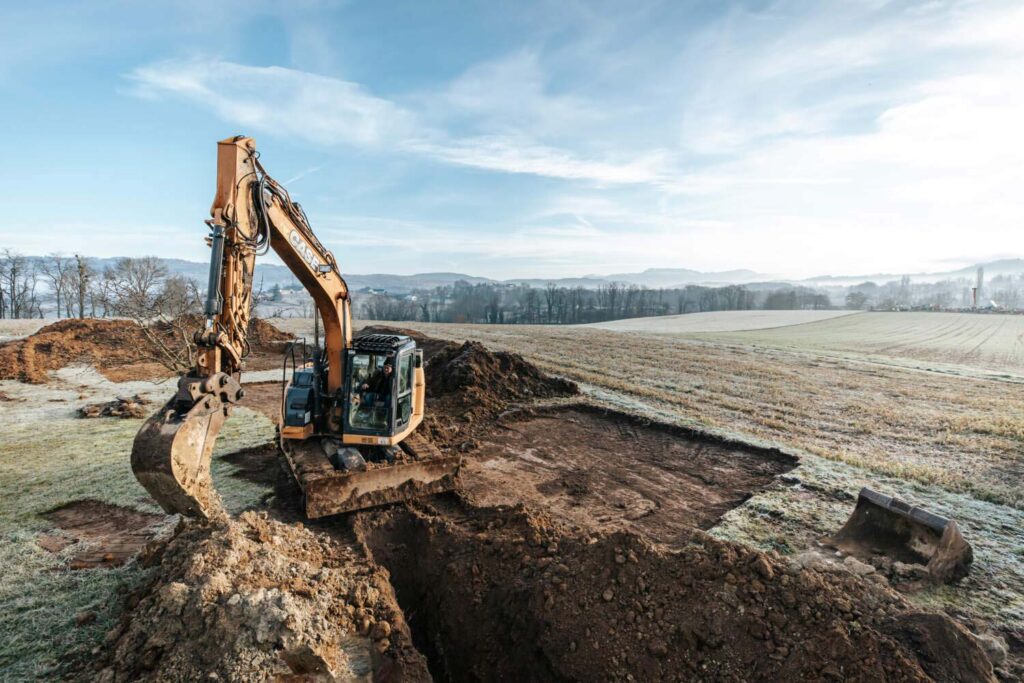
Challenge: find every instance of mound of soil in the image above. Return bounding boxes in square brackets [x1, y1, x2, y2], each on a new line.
[247, 317, 294, 345]
[357, 497, 994, 682]
[78, 395, 151, 419]
[96, 511, 429, 682]
[0, 317, 292, 384]
[427, 341, 578, 403]
[421, 341, 579, 448]
[0, 318, 152, 384]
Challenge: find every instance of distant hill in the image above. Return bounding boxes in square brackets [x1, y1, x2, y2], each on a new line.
[599, 267, 769, 287]
[21, 255, 1024, 295]
[802, 259, 1024, 286]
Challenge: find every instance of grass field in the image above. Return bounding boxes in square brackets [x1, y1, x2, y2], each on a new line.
[708, 311, 1024, 375]
[585, 309, 860, 332]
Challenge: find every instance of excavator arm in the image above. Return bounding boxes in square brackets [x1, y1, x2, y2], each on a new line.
[131, 136, 353, 518]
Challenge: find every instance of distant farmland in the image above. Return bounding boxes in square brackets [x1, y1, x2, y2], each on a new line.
[707, 311, 1024, 372]
[585, 309, 859, 333]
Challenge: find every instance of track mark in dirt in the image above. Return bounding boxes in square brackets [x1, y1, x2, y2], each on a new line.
[222, 443, 280, 486]
[39, 499, 166, 569]
[463, 405, 797, 545]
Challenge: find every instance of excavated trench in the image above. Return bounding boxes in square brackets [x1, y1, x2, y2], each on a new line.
[354, 495, 994, 683]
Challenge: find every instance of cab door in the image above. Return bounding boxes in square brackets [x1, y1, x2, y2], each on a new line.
[393, 350, 415, 430]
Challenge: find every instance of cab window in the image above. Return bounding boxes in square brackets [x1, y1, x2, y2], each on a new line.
[348, 352, 392, 431]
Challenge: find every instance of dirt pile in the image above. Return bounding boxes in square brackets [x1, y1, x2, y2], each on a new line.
[96, 511, 429, 682]
[78, 395, 152, 419]
[246, 317, 295, 345]
[357, 496, 994, 682]
[0, 317, 292, 384]
[0, 318, 152, 383]
[421, 340, 578, 447]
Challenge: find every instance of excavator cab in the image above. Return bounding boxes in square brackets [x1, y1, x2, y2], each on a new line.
[344, 335, 420, 436]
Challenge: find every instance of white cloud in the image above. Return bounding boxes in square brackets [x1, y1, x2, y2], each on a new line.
[127, 57, 663, 186]
[128, 59, 416, 147]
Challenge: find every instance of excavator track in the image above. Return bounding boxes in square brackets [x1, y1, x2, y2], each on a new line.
[281, 432, 462, 519]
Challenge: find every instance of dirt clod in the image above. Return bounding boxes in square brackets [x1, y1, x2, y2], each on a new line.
[78, 395, 151, 419]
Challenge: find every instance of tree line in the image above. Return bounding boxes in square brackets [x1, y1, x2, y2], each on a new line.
[0, 251, 207, 321]
[358, 280, 831, 324]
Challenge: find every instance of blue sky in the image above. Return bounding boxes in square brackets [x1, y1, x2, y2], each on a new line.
[1, 0, 1021, 279]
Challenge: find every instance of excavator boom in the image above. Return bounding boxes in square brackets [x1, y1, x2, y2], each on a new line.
[131, 136, 458, 519]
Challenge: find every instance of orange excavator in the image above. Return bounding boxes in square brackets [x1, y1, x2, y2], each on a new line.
[131, 136, 460, 519]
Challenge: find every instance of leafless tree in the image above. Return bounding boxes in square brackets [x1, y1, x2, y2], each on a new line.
[0, 249, 41, 319]
[40, 253, 72, 318]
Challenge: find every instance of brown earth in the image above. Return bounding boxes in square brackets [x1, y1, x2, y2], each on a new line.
[0, 317, 293, 384]
[39, 500, 165, 570]
[63, 329, 999, 681]
[356, 495, 993, 682]
[95, 511, 430, 682]
[462, 404, 797, 544]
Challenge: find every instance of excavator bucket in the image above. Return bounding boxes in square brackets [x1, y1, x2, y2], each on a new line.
[830, 488, 973, 583]
[282, 433, 462, 518]
[131, 388, 230, 520]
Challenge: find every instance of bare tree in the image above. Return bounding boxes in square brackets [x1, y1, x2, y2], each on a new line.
[107, 257, 169, 319]
[40, 253, 72, 318]
[0, 249, 41, 319]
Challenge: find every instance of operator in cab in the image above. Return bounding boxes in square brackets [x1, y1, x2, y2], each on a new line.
[355, 359, 393, 428]
[361, 360, 393, 395]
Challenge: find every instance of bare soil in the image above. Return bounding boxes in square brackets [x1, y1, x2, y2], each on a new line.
[39, 500, 165, 570]
[463, 405, 797, 543]
[356, 494, 992, 682]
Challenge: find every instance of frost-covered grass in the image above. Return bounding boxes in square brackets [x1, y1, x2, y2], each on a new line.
[713, 311, 1024, 373]
[0, 368, 275, 680]
[584, 309, 860, 333]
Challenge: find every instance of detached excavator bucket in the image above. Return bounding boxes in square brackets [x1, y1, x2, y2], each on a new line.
[830, 488, 973, 583]
[131, 393, 227, 519]
[282, 433, 462, 518]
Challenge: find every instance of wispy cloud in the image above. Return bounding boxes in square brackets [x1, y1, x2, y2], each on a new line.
[126, 57, 664, 186]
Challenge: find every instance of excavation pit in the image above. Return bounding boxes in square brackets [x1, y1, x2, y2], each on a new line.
[356, 496, 993, 683]
[463, 405, 798, 544]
